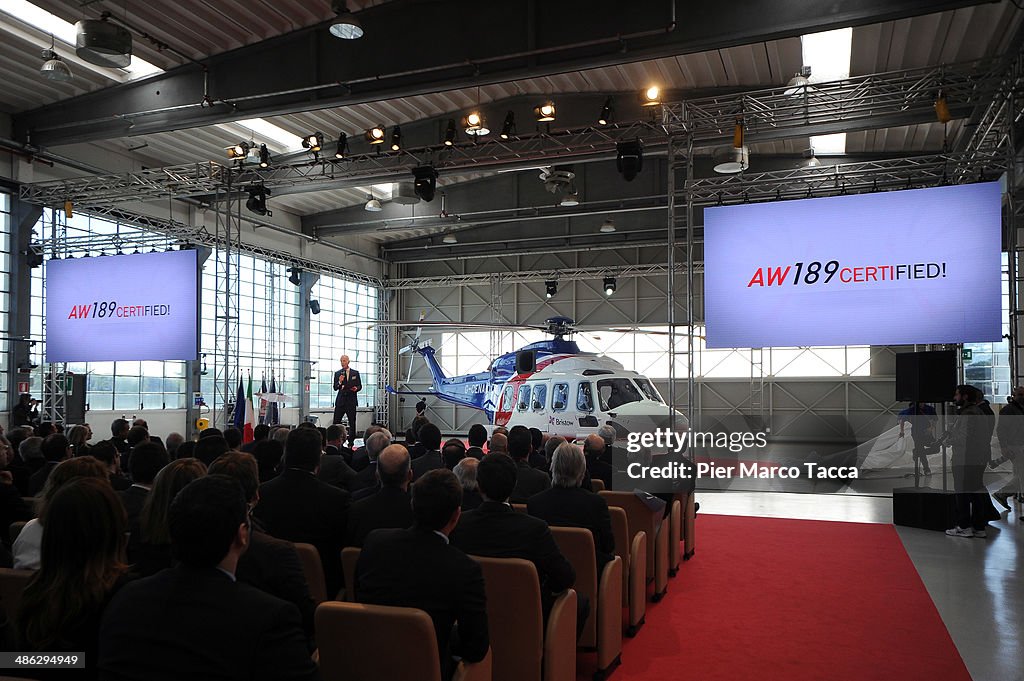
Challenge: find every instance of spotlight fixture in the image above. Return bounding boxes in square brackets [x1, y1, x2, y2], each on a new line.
[642, 85, 661, 106]
[329, 1, 364, 39]
[800, 148, 821, 168]
[603, 277, 617, 297]
[598, 97, 613, 125]
[935, 90, 952, 124]
[545, 280, 558, 299]
[444, 119, 457, 146]
[335, 132, 348, 159]
[615, 138, 644, 182]
[226, 141, 251, 160]
[287, 267, 302, 286]
[302, 132, 324, 152]
[560, 188, 580, 207]
[784, 66, 812, 96]
[258, 143, 271, 168]
[534, 101, 556, 123]
[442, 232, 457, 245]
[364, 194, 383, 212]
[412, 165, 439, 202]
[26, 247, 44, 269]
[75, 18, 131, 68]
[500, 111, 516, 139]
[599, 219, 616, 233]
[390, 126, 402, 151]
[713, 119, 749, 174]
[245, 184, 271, 216]
[366, 125, 386, 144]
[309, 299, 321, 315]
[40, 36, 72, 82]
[464, 111, 489, 136]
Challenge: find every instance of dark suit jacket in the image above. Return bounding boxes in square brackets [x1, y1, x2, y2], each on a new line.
[510, 459, 550, 503]
[98, 567, 319, 681]
[350, 460, 378, 494]
[317, 454, 358, 492]
[529, 451, 548, 471]
[453, 500, 575, 599]
[118, 485, 149, 527]
[465, 446, 485, 460]
[345, 486, 415, 547]
[356, 528, 488, 680]
[27, 461, 58, 497]
[326, 444, 355, 466]
[408, 442, 428, 460]
[412, 450, 445, 481]
[237, 530, 316, 648]
[527, 486, 616, 570]
[333, 368, 361, 406]
[586, 455, 614, 492]
[255, 469, 350, 597]
[350, 447, 370, 472]
[0, 483, 32, 549]
[109, 473, 132, 492]
[461, 488, 483, 511]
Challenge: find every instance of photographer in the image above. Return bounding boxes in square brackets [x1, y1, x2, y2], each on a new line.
[11, 393, 39, 428]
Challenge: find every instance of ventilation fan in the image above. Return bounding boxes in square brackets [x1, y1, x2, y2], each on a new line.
[75, 18, 132, 68]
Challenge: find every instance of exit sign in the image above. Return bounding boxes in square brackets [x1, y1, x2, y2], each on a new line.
[962, 349, 973, 361]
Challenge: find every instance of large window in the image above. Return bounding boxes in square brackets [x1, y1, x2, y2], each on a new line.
[309, 274, 379, 410]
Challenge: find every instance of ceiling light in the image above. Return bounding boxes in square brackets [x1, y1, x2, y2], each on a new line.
[39, 35, 71, 82]
[302, 132, 324, 152]
[500, 111, 516, 139]
[288, 267, 302, 286]
[800, 148, 821, 168]
[366, 125, 386, 144]
[713, 119, 749, 174]
[245, 184, 271, 216]
[258, 144, 271, 168]
[599, 219, 616, 233]
[444, 119, 457, 146]
[75, 18, 131, 68]
[603, 277, 617, 296]
[598, 97, 613, 125]
[784, 67, 812, 96]
[442, 232, 457, 244]
[226, 141, 251, 160]
[309, 299, 321, 315]
[534, 101, 556, 123]
[334, 132, 348, 159]
[545, 281, 558, 299]
[616, 138, 644, 181]
[329, 2, 364, 39]
[412, 166, 438, 202]
[465, 111, 489, 136]
[560, 189, 579, 207]
[642, 86, 661, 106]
[390, 126, 402, 151]
[364, 195, 383, 212]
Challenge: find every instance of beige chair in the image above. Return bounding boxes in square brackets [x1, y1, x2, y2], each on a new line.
[293, 543, 328, 604]
[473, 556, 577, 681]
[683, 492, 696, 560]
[599, 491, 669, 602]
[668, 498, 682, 576]
[511, 503, 528, 513]
[9, 521, 26, 545]
[0, 568, 34, 621]
[589, 479, 605, 493]
[340, 546, 360, 602]
[315, 601, 491, 681]
[608, 507, 646, 637]
[550, 527, 622, 681]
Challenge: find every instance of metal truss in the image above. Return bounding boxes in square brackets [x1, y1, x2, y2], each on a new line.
[385, 262, 702, 291]
[663, 57, 1008, 146]
[375, 292, 390, 428]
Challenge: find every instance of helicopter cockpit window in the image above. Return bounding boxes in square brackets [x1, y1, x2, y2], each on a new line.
[552, 383, 569, 412]
[597, 378, 643, 411]
[532, 384, 547, 412]
[634, 377, 665, 404]
[500, 384, 514, 412]
[577, 382, 594, 412]
[517, 384, 532, 411]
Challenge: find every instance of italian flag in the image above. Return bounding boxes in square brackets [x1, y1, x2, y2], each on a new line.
[243, 374, 257, 443]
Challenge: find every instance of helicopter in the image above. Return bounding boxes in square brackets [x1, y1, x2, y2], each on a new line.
[363, 316, 689, 441]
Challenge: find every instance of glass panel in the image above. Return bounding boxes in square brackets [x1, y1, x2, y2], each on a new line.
[552, 383, 569, 412]
[532, 384, 547, 412]
[517, 385, 531, 411]
[596, 378, 643, 411]
[577, 382, 593, 412]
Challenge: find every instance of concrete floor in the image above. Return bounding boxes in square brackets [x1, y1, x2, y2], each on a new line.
[700, 491, 1024, 681]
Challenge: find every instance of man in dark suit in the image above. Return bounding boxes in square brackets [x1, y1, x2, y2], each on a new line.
[465, 424, 487, 460]
[453, 458, 483, 511]
[318, 427, 359, 493]
[209, 453, 317, 648]
[356, 469, 488, 681]
[255, 427, 350, 597]
[528, 441, 615, 571]
[452, 454, 575, 620]
[333, 354, 362, 447]
[411, 423, 445, 481]
[507, 426, 550, 503]
[119, 442, 168, 526]
[98, 475, 318, 681]
[528, 428, 547, 470]
[350, 425, 385, 472]
[350, 431, 393, 500]
[28, 433, 71, 496]
[346, 445, 415, 547]
[324, 424, 354, 464]
[108, 418, 130, 456]
[241, 424, 270, 454]
[584, 433, 614, 492]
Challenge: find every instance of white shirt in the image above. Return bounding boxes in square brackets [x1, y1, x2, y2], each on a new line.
[13, 518, 43, 570]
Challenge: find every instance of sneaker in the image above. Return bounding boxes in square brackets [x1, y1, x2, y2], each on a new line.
[974, 529, 988, 538]
[945, 527, 974, 537]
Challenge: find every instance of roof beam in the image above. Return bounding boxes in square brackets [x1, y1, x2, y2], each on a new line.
[13, 0, 997, 147]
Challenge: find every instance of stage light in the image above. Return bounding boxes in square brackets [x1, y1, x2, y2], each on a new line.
[545, 281, 558, 298]
[258, 144, 271, 168]
[302, 132, 324, 152]
[500, 111, 516, 139]
[364, 195, 383, 212]
[412, 165, 438, 202]
[226, 141, 251, 160]
[465, 111, 489, 136]
[615, 138, 644, 181]
[599, 219, 616, 233]
[560, 189, 579, 207]
[444, 119, 457, 146]
[642, 85, 661, 106]
[442, 232, 457, 244]
[366, 126, 386, 144]
[598, 97, 613, 125]
[534, 101, 556, 123]
[329, 2, 364, 39]
[288, 267, 302, 286]
[784, 66, 812, 96]
[335, 132, 348, 159]
[309, 299, 321, 315]
[245, 184, 271, 216]
[390, 126, 402, 151]
[713, 119, 749, 174]
[603, 277, 617, 296]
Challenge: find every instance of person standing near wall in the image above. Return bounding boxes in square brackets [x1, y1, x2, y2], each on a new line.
[333, 355, 361, 448]
[992, 385, 1024, 517]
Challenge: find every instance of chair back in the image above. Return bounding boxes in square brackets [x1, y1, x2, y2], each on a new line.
[589, 478, 605, 493]
[511, 503, 528, 513]
[0, 569, 34, 622]
[294, 542, 328, 603]
[549, 526, 598, 647]
[473, 556, 544, 681]
[669, 498, 682, 573]
[315, 601, 442, 681]
[8, 521, 26, 545]
[341, 546, 361, 601]
[599, 491, 658, 578]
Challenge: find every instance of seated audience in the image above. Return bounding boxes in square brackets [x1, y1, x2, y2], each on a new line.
[107, 419, 130, 456]
[584, 433, 614, 491]
[355, 469, 488, 681]
[67, 424, 93, 456]
[208, 453, 316, 647]
[318, 430, 358, 492]
[164, 432, 185, 459]
[194, 435, 229, 467]
[466, 424, 487, 460]
[507, 426, 550, 503]
[528, 428, 547, 470]
[118, 442, 169, 526]
[350, 425, 386, 471]
[175, 440, 196, 461]
[0, 437, 32, 552]
[411, 423, 444, 481]
[453, 457, 483, 511]
[15, 435, 45, 495]
[28, 433, 72, 496]
[324, 425, 354, 464]
[442, 438, 467, 470]
[488, 432, 508, 455]
[255, 427, 350, 597]
[252, 439, 284, 483]
[544, 436, 566, 466]
[35, 422, 57, 438]
[346, 445, 415, 547]
[199, 427, 224, 440]
[223, 427, 244, 452]
[406, 415, 431, 461]
[98, 475, 318, 681]
[351, 431, 392, 497]
[241, 424, 269, 454]
[16, 477, 131, 677]
[15, 456, 109, 570]
[528, 442, 615, 571]
[90, 440, 131, 491]
[127, 459, 207, 577]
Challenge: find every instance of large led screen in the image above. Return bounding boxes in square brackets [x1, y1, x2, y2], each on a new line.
[46, 250, 199, 362]
[704, 181, 1003, 348]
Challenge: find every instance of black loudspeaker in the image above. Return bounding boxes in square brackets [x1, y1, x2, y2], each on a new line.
[46, 373, 87, 424]
[515, 350, 536, 374]
[895, 350, 956, 403]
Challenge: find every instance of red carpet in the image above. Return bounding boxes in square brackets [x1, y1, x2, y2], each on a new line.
[586, 514, 970, 681]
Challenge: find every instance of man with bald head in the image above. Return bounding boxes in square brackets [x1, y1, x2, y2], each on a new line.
[488, 432, 508, 455]
[333, 354, 362, 447]
[584, 433, 614, 491]
[351, 430, 393, 498]
[347, 444, 416, 547]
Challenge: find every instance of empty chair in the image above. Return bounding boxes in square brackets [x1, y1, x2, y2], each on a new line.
[668, 498, 682, 576]
[599, 491, 668, 602]
[473, 555, 577, 681]
[340, 546, 360, 602]
[0, 569, 34, 623]
[682, 492, 696, 560]
[608, 507, 645, 637]
[550, 526, 622, 681]
[293, 542, 328, 604]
